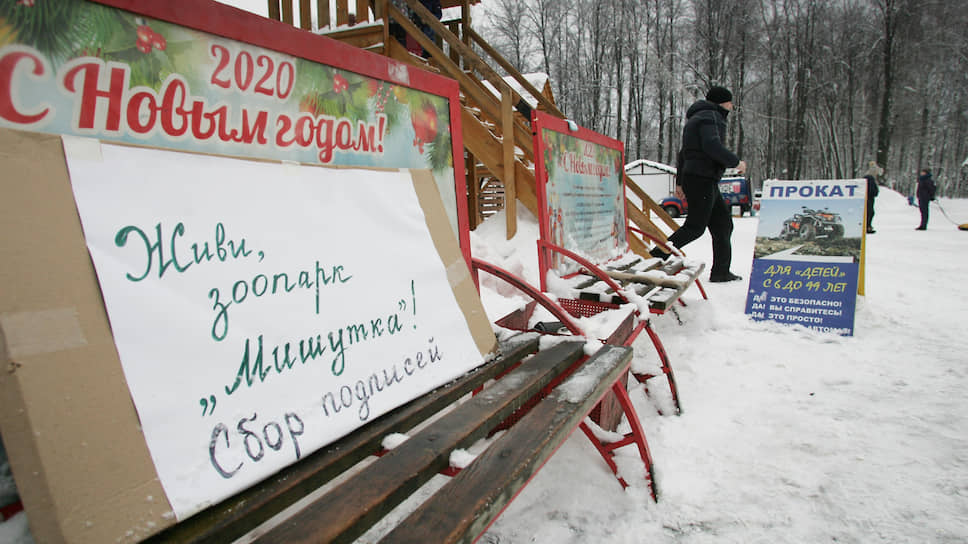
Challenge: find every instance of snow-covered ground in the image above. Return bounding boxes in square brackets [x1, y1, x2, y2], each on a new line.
[469, 188, 968, 543]
[3, 188, 967, 543]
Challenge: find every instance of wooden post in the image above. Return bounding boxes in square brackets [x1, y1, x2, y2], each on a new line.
[502, 86, 517, 239]
[377, 0, 389, 55]
[462, 1, 471, 71]
[281, 0, 294, 25]
[268, 0, 281, 21]
[356, 0, 370, 22]
[448, 21, 461, 66]
[317, 0, 331, 28]
[466, 152, 480, 229]
[299, 0, 312, 29]
[336, 0, 349, 25]
[461, 0, 471, 46]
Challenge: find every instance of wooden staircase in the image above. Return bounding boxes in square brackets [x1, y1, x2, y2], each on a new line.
[267, 0, 681, 250]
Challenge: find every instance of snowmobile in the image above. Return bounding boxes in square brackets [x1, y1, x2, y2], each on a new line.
[779, 206, 845, 241]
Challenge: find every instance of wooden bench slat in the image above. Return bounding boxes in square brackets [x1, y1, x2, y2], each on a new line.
[251, 340, 587, 544]
[143, 335, 541, 544]
[378, 344, 635, 544]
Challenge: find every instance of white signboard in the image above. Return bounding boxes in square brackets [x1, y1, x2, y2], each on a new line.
[63, 138, 486, 519]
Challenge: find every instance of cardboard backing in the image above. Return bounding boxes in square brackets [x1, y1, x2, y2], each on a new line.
[0, 127, 495, 543]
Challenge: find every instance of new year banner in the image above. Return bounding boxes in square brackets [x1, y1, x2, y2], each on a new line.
[532, 111, 626, 276]
[0, 0, 466, 242]
[745, 179, 866, 336]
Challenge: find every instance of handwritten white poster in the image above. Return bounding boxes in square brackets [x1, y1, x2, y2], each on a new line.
[62, 138, 485, 519]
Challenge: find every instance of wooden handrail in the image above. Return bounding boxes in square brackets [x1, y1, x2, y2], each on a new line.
[384, 4, 504, 130]
[624, 173, 680, 232]
[385, 1, 536, 164]
[267, 0, 678, 256]
[624, 173, 651, 203]
[502, 86, 517, 239]
[463, 26, 565, 119]
[399, 0, 675, 250]
[402, 0, 533, 121]
[628, 203, 670, 246]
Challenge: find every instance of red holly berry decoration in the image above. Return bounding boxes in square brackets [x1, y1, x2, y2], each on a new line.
[16, 0, 35, 6]
[333, 74, 349, 94]
[135, 23, 168, 54]
[410, 103, 439, 153]
[151, 32, 167, 51]
[134, 24, 167, 54]
[136, 25, 152, 49]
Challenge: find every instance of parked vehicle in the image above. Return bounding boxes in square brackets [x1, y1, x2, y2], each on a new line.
[779, 206, 845, 241]
[659, 195, 687, 218]
[719, 176, 753, 215]
[658, 174, 752, 218]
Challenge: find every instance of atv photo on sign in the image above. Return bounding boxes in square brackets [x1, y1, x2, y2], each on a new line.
[755, 191, 862, 261]
[778, 206, 846, 242]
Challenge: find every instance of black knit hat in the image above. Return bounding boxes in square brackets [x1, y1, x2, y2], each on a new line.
[705, 86, 733, 104]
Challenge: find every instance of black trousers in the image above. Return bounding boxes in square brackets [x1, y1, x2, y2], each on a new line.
[867, 197, 875, 230]
[668, 175, 733, 275]
[918, 197, 930, 228]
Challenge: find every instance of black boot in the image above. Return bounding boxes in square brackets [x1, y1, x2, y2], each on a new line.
[709, 272, 742, 283]
[649, 246, 671, 261]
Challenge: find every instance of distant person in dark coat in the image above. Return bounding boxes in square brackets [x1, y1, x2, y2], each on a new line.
[865, 174, 879, 233]
[388, 0, 412, 49]
[416, 0, 442, 57]
[651, 86, 747, 282]
[915, 168, 936, 230]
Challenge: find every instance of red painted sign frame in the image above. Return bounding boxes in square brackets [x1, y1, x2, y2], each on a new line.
[532, 110, 628, 285]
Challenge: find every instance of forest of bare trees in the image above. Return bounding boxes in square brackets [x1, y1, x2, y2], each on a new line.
[479, 0, 968, 196]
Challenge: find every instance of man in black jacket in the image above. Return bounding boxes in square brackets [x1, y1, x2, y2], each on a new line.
[652, 86, 748, 282]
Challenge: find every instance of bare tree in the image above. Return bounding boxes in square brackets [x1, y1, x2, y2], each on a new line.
[484, 0, 535, 71]
[872, 0, 912, 180]
[475, 0, 968, 196]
